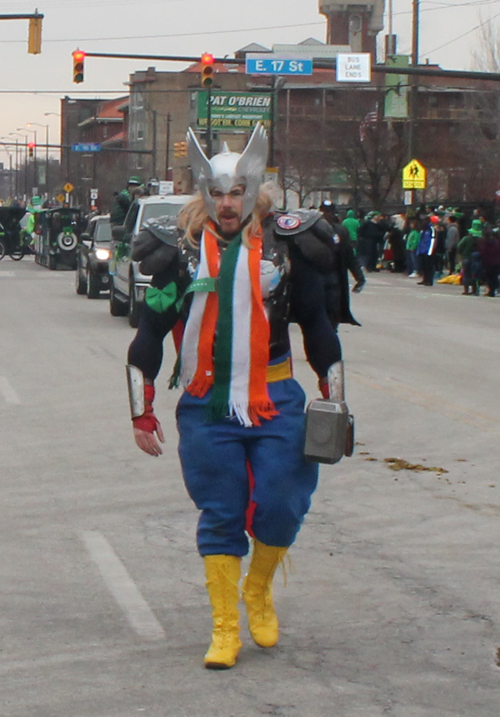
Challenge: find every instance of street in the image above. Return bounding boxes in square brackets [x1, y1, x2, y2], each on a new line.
[1, 258, 499, 717]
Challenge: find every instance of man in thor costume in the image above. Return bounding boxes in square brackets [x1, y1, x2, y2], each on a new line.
[126, 123, 356, 669]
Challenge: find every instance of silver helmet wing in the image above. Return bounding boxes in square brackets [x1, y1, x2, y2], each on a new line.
[186, 122, 268, 223]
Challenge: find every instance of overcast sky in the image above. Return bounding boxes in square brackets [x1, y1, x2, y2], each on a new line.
[0, 0, 496, 168]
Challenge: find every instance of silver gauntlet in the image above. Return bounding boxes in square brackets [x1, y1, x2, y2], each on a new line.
[327, 360, 345, 402]
[126, 364, 145, 419]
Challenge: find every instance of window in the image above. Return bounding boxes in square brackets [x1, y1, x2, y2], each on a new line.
[134, 91, 144, 109]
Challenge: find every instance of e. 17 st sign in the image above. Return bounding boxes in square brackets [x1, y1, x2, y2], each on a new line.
[246, 54, 313, 76]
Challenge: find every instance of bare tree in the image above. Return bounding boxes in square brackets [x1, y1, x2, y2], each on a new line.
[328, 112, 407, 210]
[276, 122, 330, 207]
[472, 15, 500, 72]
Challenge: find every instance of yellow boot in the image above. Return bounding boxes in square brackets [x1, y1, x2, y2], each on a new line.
[243, 540, 287, 648]
[203, 555, 242, 669]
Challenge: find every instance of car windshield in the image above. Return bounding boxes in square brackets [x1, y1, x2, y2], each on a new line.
[142, 202, 185, 222]
[94, 220, 112, 243]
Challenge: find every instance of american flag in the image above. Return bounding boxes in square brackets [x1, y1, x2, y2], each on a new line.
[359, 103, 379, 142]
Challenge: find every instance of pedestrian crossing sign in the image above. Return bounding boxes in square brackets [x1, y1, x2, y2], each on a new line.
[402, 159, 426, 189]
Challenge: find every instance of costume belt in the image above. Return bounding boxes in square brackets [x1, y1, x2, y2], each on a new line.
[266, 357, 292, 383]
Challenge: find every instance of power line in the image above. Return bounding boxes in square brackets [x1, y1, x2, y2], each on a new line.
[0, 20, 326, 44]
[393, 0, 500, 16]
[423, 9, 500, 54]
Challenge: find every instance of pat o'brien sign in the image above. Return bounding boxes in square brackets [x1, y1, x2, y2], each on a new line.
[197, 91, 272, 129]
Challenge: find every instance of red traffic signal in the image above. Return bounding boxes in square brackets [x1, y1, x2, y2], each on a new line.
[201, 53, 215, 88]
[28, 141, 36, 158]
[72, 49, 86, 83]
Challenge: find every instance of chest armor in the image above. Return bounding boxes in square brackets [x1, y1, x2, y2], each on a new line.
[177, 219, 291, 353]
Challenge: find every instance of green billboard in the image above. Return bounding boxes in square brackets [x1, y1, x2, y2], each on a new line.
[197, 91, 272, 130]
[384, 55, 409, 119]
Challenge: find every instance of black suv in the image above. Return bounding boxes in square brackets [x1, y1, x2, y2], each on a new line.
[75, 214, 112, 298]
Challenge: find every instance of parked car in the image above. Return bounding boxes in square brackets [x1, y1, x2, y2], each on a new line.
[34, 207, 84, 270]
[109, 194, 191, 327]
[75, 214, 112, 298]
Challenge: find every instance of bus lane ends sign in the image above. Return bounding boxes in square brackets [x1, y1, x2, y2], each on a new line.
[336, 53, 371, 83]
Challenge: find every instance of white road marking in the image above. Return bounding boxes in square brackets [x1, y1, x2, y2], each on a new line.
[81, 530, 166, 641]
[0, 271, 15, 277]
[0, 376, 21, 404]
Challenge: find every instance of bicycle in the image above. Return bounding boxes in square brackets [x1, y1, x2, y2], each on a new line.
[0, 207, 28, 261]
[0, 226, 29, 261]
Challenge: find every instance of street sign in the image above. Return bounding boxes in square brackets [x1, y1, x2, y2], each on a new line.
[336, 53, 371, 83]
[63, 182, 74, 193]
[56, 194, 65, 203]
[402, 159, 427, 190]
[265, 167, 279, 185]
[246, 54, 313, 76]
[90, 188, 98, 200]
[158, 180, 174, 196]
[71, 143, 101, 152]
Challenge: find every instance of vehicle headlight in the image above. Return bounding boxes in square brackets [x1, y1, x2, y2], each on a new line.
[95, 248, 110, 260]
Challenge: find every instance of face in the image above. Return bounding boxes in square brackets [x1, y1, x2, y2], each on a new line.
[210, 185, 245, 235]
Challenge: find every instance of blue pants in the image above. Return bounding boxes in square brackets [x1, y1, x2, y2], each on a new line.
[176, 378, 319, 557]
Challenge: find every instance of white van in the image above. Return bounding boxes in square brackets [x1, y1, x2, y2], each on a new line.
[109, 194, 190, 328]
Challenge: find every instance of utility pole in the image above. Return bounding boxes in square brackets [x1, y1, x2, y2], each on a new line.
[152, 109, 158, 179]
[165, 113, 171, 180]
[408, 0, 420, 161]
[407, 0, 420, 208]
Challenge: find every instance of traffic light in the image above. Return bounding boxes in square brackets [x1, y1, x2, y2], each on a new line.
[28, 141, 35, 159]
[201, 53, 215, 88]
[28, 14, 43, 54]
[174, 141, 188, 158]
[72, 49, 85, 83]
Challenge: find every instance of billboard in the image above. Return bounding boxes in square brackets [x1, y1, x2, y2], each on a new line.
[384, 55, 409, 119]
[197, 91, 272, 130]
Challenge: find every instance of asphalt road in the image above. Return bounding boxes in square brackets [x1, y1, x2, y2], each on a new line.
[1, 258, 499, 717]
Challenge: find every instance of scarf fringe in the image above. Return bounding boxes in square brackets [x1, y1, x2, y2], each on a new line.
[246, 402, 279, 428]
[215, 400, 279, 428]
[187, 374, 212, 398]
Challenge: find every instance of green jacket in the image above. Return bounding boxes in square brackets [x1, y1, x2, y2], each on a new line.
[406, 229, 420, 252]
[457, 234, 478, 260]
[342, 210, 360, 243]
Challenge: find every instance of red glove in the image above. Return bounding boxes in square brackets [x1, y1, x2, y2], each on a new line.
[319, 377, 329, 399]
[132, 384, 160, 433]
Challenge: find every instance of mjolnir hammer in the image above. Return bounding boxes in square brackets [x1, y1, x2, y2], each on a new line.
[304, 361, 354, 464]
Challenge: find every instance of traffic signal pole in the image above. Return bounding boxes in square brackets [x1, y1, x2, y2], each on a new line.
[206, 86, 212, 158]
[81, 50, 500, 83]
[0, 13, 43, 54]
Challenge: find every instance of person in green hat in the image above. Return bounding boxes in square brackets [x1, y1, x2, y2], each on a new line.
[25, 196, 43, 245]
[457, 219, 483, 295]
[110, 176, 143, 226]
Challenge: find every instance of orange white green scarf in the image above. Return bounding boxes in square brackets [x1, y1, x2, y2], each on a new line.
[179, 222, 277, 427]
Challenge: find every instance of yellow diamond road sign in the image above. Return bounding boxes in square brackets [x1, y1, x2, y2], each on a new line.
[56, 194, 65, 203]
[63, 182, 74, 193]
[402, 159, 426, 190]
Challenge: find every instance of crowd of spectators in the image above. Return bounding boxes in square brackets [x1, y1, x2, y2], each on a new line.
[328, 205, 500, 298]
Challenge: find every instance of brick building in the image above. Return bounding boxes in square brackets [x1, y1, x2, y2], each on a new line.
[60, 95, 129, 210]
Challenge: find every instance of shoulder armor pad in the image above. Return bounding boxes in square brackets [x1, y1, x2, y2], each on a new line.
[274, 209, 323, 236]
[141, 216, 181, 247]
